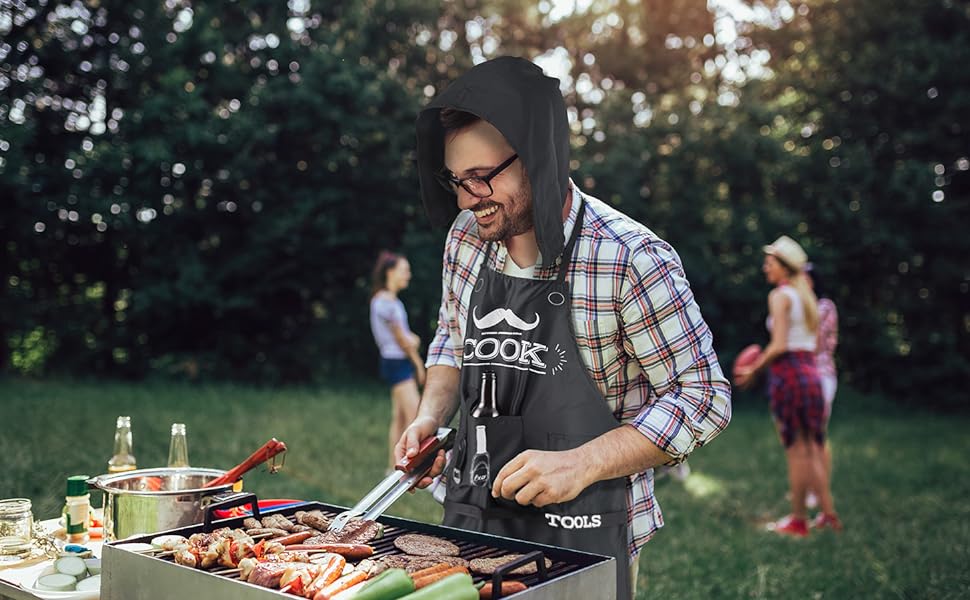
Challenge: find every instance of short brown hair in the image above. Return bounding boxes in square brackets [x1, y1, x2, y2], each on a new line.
[371, 250, 403, 297]
[439, 108, 480, 134]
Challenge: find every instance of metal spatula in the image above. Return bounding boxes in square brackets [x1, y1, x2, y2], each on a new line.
[328, 427, 455, 532]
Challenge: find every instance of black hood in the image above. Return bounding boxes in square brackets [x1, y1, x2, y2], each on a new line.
[416, 56, 570, 267]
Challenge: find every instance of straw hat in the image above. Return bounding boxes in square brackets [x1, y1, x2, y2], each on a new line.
[763, 235, 808, 271]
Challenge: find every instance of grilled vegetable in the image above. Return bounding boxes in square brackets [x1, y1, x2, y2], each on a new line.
[398, 573, 478, 600]
[349, 568, 415, 600]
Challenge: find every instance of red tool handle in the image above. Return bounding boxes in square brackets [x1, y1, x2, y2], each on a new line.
[204, 438, 287, 488]
[395, 433, 444, 473]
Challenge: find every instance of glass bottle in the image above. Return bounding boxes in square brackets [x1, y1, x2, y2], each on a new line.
[167, 423, 190, 468]
[63, 475, 90, 544]
[108, 415, 137, 473]
[470, 425, 490, 487]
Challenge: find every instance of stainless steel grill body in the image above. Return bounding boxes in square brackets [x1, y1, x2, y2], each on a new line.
[101, 501, 615, 600]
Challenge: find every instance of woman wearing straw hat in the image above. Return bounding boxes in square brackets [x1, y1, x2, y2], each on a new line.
[735, 235, 842, 536]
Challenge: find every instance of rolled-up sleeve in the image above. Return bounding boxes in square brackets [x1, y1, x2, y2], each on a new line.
[620, 240, 732, 462]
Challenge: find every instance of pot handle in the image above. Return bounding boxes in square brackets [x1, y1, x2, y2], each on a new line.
[202, 492, 261, 532]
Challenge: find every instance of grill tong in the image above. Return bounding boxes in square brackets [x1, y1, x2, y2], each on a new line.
[328, 427, 455, 532]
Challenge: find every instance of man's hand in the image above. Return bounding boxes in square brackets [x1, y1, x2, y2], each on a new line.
[394, 415, 446, 489]
[491, 449, 590, 507]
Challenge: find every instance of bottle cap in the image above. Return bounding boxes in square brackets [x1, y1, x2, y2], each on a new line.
[66, 475, 90, 497]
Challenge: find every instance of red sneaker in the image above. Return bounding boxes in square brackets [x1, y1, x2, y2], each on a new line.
[767, 515, 809, 537]
[812, 512, 844, 532]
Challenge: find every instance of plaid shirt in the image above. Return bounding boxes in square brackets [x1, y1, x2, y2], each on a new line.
[427, 185, 732, 556]
[815, 298, 838, 380]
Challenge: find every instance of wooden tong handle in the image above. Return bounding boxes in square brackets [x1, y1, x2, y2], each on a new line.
[204, 438, 287, 488]
[395, 429, 453, 473]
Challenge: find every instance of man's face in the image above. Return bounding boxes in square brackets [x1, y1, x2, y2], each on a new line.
[443, 120, 532, 242]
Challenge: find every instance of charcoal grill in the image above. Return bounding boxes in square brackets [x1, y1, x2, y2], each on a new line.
[101, 494, 615, 600]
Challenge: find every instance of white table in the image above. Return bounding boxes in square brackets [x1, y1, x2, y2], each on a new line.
[0, 519, 102, 600]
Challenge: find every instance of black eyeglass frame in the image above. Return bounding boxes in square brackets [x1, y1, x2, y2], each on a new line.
[434, 154, 519, 198]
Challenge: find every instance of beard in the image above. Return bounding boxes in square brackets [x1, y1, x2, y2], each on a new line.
[473, 181, 534, 242]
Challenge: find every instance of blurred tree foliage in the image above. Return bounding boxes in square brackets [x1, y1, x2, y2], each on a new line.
[1, 0, 967, 407]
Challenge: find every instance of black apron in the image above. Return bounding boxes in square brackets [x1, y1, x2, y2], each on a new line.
[443, 200, 631, 599]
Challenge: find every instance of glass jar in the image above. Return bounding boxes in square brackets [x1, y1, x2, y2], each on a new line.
[0, 498, 33, 558]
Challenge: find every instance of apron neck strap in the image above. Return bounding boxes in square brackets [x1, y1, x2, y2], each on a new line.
[477, 194, 587, 282]
[556, 194, 586, 282]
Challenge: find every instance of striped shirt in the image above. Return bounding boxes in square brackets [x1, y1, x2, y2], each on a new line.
[427, 184, 732, 556]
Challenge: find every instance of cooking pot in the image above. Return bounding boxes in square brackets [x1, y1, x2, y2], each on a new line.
[88, 468, 240, 541]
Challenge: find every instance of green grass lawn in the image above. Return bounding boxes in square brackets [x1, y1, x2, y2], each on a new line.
[1, 377, 967, 598]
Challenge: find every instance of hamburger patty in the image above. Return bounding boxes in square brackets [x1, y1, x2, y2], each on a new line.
[470, 554, 553, 576]
[380, 554, 470, 574]
[393, 533, 460, 557]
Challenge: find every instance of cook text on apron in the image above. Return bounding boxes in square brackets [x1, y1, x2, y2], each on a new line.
[443, 199, 632, 599]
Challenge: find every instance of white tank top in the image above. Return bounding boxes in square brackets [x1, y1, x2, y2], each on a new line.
[766, 286, 817, 352]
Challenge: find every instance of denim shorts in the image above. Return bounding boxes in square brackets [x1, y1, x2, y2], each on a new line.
[380, 357, 414, 386]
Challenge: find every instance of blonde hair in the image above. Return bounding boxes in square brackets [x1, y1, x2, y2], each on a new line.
[787, 269, 819, 333]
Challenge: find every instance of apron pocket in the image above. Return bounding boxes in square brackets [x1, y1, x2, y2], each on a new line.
[545, 432, 628, 517]
[459, 415, 525, 489]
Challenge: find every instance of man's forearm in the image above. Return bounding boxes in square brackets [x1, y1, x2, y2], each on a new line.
[579, 425, 673, 486]
[417, 365, 461, 427]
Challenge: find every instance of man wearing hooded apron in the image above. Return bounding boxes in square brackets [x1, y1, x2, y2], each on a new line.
[398, 57, 732, 599]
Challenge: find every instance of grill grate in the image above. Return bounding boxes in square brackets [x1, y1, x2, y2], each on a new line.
[112, 500, 611, 597]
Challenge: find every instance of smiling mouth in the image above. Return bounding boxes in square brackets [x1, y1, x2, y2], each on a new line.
[474, 205, 499, 219]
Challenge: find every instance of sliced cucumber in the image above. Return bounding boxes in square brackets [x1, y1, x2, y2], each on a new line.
[36, 573, 77, 591]
[83, 558, 101, 575]
[54, 555, 88, 578]
[76, 575, 101, 592]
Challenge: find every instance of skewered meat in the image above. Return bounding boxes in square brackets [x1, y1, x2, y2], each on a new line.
[172, 528, 255, 570]
[393, 533, 460, 557]
[247, 561, 313, 588]
[243, 517, 262, 530]
[238, 551, 310, 582]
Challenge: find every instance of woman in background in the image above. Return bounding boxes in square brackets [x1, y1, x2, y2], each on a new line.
[806, 263, 839, 521]
[370, 251, 426, 471]
[735, 236, 841, 536]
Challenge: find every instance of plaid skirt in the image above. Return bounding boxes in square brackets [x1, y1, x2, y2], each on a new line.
[769, 351, 826, 447]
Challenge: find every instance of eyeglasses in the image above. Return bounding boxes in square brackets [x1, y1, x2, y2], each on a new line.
[434, 154, 519, 198]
